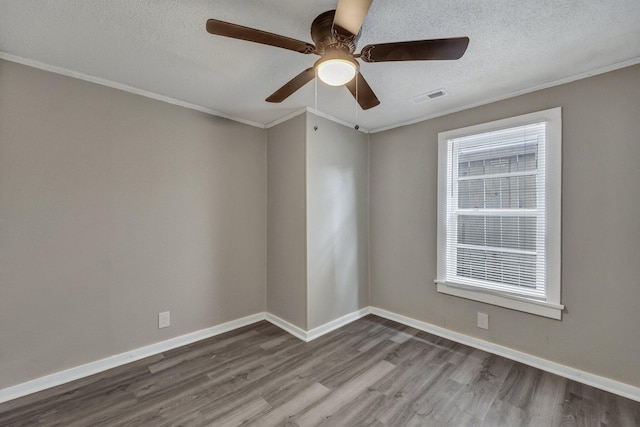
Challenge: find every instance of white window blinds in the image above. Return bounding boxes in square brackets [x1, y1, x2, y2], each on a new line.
[445, 122, 547, 300]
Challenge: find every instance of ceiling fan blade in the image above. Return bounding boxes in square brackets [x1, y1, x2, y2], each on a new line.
[206, 19, 315, 54]
[333, 0, 373, 37]
[345, 72, 380, 110]
[360, 37, 470, 62]
[266, 67, 316, 103]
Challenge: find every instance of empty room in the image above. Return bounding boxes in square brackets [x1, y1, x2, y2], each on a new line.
[1, 1, 639, 425]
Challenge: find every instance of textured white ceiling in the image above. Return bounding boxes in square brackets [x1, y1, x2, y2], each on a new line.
[1, 0, 639, 131]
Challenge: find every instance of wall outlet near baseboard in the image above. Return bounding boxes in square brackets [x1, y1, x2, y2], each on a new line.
[477, 312, 489, 330]
[158, 311, 170, 329]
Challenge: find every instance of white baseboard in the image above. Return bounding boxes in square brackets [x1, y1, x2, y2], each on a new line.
[265, 307, 371, 342]
[1, 308, 369, 404]
[0, 312, 266, 404]
[264, 313, 309, 341]
[369, 307, 640, 403]
[3, 307, 638, 404]
[306, 307, 371, 341]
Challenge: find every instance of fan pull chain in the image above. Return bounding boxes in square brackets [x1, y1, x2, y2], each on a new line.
[314, 69, 318, 131]
[354, 74, 360, 131]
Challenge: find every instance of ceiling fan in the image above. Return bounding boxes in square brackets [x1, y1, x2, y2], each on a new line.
[206, 0, 469, 110]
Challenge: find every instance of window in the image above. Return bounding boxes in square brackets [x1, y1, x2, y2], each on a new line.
[436, 107, 563, 319]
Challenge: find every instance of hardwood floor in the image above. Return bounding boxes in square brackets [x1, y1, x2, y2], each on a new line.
[1, 315, 638, 426]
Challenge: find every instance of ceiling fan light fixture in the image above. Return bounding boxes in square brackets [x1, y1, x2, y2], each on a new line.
[207, 3, 468, 109]
[315, 54, 358, 86]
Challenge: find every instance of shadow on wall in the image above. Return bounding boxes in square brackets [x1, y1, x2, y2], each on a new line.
[308, 163, 367, 325]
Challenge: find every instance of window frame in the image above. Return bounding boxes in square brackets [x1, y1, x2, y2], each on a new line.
[436, 107, 563, 319]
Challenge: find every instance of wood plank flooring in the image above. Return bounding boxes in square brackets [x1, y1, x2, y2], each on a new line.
[1, 315, 638, 426]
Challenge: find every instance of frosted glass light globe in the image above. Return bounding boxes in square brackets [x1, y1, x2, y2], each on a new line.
[317, 58, 357, 86]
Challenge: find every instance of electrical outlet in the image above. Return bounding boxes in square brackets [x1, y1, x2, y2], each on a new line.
[158, 311, 170, 329]
[477, 312, 489, 330]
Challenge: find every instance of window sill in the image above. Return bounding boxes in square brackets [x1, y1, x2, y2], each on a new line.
[435, 280, 564, 320]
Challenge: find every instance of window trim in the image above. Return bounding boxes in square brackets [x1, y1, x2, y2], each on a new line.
[436, 107, 563, 319]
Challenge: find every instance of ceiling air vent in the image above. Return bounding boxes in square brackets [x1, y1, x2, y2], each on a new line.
[410, 88, 448, 104]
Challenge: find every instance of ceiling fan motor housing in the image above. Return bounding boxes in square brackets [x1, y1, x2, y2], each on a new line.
[311, 10, 358, 55]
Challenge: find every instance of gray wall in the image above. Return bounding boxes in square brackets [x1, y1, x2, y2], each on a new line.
[0, 59, 267, 389]
[306, 114, 369, 329]
[266, 113, 308, 329]
[4, 56, 638, 392]
[266, 113, 370, 331]
[370, 64, 640, 386]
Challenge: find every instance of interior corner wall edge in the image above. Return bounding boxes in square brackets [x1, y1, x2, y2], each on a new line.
[265, 113, 308, 330]
[305, 113, 370, 330]
[369, 63, 640, 388]
[0, 59, 267, 389]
